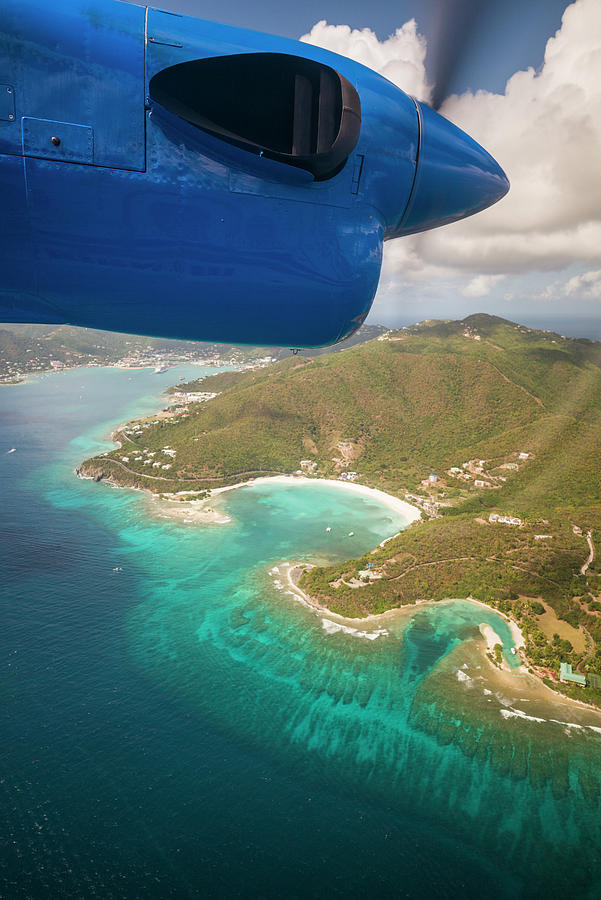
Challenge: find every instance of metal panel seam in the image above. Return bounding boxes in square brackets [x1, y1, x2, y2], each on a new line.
[394, 96, 422, 234]
[144, 4, 149, 172]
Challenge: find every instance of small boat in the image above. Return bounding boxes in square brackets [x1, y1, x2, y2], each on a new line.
[348, 531, 354, 537]
[326, 526, 331, 532]
[154, 365, 168, 374]
[7, 448, 16, 454]
[510, 647, 517, 655]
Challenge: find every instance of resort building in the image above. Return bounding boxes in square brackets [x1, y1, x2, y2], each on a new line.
[489, 513, 522, 526]
[358, 568, 382, 582]
[560, 662, 586, 686]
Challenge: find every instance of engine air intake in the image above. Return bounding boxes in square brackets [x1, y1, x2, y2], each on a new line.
[149, 52, 361, 180]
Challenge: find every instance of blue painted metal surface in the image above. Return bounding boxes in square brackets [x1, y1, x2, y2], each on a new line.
[22, 117, 94, 164]
[397, 102, 510, 236]
[0, 0, 509, 347]
[0, 84, 15, 121]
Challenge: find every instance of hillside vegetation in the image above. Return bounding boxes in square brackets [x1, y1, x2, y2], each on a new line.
[79, 314, 601, 697]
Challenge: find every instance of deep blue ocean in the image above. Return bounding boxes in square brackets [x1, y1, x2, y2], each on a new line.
[2, 367, 601, 899]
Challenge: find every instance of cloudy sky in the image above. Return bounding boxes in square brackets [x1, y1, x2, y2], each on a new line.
[158, 0, 600, 333]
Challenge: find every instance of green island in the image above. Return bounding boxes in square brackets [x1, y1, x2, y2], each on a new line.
[77, 314, 601, 705]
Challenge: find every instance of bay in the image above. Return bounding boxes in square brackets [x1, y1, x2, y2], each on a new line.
[1, 366, 600, 899]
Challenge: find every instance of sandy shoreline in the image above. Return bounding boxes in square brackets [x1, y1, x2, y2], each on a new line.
[147, 474, 422, 530]
[80, 469, 422, 532]
[277, 563, 601, 718]
[207, 474, 422, 523]
[479, 623, 503, 653]
[281, 562, 464, 628]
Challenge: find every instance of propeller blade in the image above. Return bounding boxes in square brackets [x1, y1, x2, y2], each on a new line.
[428, 0, 486, 109]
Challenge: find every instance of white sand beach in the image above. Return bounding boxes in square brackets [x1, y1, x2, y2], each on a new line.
[209, 474, 422, 523]
[150, 495, 231, 525]
[479, 623, 503, 652]
[154, 474, 421, 530]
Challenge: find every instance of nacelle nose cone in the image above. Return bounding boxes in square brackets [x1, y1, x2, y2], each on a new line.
[397, 101, 509, 236]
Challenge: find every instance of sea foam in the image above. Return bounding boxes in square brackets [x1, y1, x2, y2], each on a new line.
[321, 618, 388, 640]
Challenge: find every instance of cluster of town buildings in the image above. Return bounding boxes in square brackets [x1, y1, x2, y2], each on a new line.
[463, 328, 481, 341]
[169, 390, 217, 405]
[1, 336, 276, 383]
[408, 451, 533, 520]
[164, 390, 219, 420]
[115, 351, 274, 370]
[1, 351, 87, 381]
[445, 452, 531, 490]
[119, 445, 177, 472]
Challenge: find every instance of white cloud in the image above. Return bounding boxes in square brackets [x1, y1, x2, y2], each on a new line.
[420, 0, 601, 274]
[302, 0, 601, 297]
[537, 268, 601, 301]
[462, 275, 506, 298]
[564, 269, 601, 298]
[300, 20, 431, 101]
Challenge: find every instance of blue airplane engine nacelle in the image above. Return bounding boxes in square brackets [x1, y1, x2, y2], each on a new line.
[0, 0, 509, 348]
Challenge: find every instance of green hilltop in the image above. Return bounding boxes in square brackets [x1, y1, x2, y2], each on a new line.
[79, 314, 601, 700]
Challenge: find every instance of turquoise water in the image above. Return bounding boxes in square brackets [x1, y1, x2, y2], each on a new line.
[2, 367, 601, 899]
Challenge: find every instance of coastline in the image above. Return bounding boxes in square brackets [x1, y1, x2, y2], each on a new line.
[132, 474, 423, 530]
[207, 474, 422, 523]
[1, 358, 230, 385]
[278, 563, 601, 716]
[77, 434, 601, 718]
[78, 466, 423, 531]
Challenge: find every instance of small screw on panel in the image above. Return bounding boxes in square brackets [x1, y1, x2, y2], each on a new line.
[51, 136, 61, 146]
